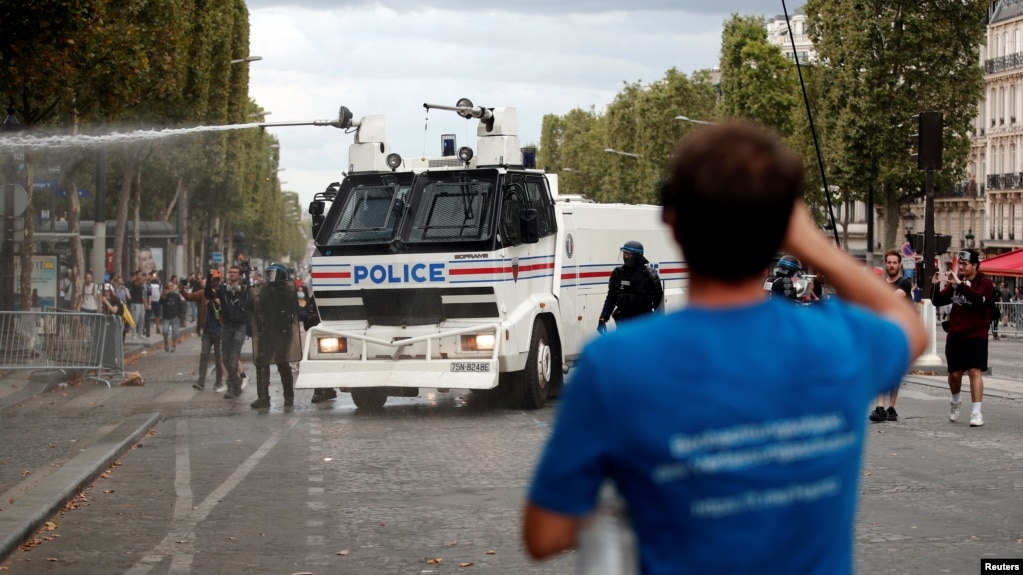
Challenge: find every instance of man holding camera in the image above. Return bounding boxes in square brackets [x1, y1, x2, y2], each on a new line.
[931, 248, 995, 427]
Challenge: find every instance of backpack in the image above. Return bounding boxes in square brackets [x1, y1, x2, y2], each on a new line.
[984, 274, 1001, 324]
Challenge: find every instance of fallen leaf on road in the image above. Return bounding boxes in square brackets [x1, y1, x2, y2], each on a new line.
[21, 470, 30, 477]
[458, 562, 474, 567]
[336, 550, 350, 556]
[48, 443, 57, 448]
[447, 540, 458, 546]
[485, 550, 495, 555]
[46, 558, 57, 562]
[426, 558, 443, 564]
[41, 522, 57, 532]
[103, 490, 114, 494]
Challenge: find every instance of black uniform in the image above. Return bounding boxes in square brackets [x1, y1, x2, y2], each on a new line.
[599, 255, 664, 324]
[250, 280, 301, 408]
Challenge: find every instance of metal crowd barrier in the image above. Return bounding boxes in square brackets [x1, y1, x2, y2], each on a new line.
[0, 311, 125, 388]
[994, 301, 1023, 338]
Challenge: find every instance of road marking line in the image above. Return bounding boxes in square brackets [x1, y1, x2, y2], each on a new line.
[122, 418, 299, 575]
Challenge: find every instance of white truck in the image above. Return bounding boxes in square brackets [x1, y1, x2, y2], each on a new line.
[296, 99, 687, 409]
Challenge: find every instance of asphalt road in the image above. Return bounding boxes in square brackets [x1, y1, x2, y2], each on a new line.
[0, 332, 1020, 574]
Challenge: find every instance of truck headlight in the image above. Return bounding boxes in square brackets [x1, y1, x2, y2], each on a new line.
[318, 337, 347, 354]
[461, 333, 495, 352]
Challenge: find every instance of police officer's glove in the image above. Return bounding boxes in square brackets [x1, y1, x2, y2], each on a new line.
[597, 320, 607, 335]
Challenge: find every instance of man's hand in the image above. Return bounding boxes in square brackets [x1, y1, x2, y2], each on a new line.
[597, 319, 607, 334]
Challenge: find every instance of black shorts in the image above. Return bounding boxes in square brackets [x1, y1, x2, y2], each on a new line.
[150, 302, 162, 319]
[945, 337, 988, 373]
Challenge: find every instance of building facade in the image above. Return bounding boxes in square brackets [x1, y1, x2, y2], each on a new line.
[967, 0, 1023, 259]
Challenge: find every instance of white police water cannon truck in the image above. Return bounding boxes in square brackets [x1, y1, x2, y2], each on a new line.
[298, 98, 687, 410]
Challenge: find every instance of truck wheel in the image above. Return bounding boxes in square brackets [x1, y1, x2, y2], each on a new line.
[520, 320, 552, 410]
[351, 388, 387, 410]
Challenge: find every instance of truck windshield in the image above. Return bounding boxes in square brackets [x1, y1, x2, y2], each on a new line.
[405, 171, 497, 244]
[319, 175, 413, 246]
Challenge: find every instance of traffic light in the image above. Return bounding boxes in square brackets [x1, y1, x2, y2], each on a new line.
[910, 111, 943, 171]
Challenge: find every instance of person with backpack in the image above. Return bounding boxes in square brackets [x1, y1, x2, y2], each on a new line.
[931, 248, 996, 427]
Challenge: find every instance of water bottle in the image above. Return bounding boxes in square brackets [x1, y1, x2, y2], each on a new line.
[575, 483, 638, 575]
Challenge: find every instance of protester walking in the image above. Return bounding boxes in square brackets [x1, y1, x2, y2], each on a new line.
[184, 270, 224, 391]
[211, 265, 252, 399]
[931, 248, 995, 427]
[160, 279, 186, 353]
[128, 270, 148, 339]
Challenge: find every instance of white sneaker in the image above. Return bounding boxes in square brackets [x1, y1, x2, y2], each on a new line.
[949, 401, 961, 422]
[970, 411, 984, 427]
[239, 373, 248, 390]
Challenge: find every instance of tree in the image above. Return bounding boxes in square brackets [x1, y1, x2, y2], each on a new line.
[718, 14, 799, 137]
[805, 0, 988, 250]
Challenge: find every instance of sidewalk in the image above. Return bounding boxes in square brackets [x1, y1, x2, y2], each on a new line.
[0, 324, 198, 560]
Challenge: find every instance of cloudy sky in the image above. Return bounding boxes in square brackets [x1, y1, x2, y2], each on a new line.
[244, 0, 800, 208]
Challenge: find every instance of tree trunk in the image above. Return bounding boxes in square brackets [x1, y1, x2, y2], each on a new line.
[132, 168, 141, 274]
[67, 108, 84, 311]
[18, 161, 34, 311]
[113, 146, 135, 280]
[882, 181, 899, 252]
[68, 179, 83, 311]
[182, 182, 191, 275]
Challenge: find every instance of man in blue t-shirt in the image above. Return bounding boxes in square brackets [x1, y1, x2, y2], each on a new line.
[523, 122, 927, 575]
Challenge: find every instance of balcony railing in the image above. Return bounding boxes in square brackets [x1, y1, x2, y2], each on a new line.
[985, 52, 1023, 74]
[939, 181, 981, 199]
[986, 173, 1023, 190]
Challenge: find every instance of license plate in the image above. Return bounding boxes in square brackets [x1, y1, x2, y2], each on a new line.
[451, 362, 490, 372]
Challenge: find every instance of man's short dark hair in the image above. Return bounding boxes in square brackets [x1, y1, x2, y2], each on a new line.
[884, 249, 901, 261]
[662, 122, 804, 282]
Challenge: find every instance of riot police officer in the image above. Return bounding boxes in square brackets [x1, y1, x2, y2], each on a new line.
[766, 254, 806, 302]
[249, 263, 301, 409]
[598, 241, 664, 333]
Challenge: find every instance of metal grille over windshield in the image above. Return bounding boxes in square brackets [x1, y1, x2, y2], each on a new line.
[408, 179, 494, 243]
[326, 184, 408, 245]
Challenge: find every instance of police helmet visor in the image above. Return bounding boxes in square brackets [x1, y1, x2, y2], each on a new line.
[265, 265, 288, 282]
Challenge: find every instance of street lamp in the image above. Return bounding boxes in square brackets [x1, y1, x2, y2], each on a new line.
[603, 148, 642, 159]
[675, 115, 716, 125]
[902, 207, 917, 246]
[231, 55, 262, 64]
[965, 228, 976, 248]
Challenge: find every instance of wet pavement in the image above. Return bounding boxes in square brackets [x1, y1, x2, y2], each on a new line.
[0, 330, 1020, 573]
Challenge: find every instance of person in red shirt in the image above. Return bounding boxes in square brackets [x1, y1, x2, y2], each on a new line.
[931, 248, 995, 427]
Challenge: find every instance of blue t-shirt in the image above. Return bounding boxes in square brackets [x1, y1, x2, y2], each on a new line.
[528, 297, 909, 575]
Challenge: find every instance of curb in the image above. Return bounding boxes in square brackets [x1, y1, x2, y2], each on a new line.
[902, 375, 1021, 401]
[0, 412, 163, 561]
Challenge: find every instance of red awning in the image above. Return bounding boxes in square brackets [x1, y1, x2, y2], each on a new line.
[981, 248, 1023, 277]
